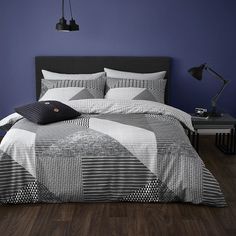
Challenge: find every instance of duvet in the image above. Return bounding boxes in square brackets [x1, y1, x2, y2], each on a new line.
[0, 99, 226, 206]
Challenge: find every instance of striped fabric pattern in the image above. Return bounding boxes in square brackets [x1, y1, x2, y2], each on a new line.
[40, 75, 105, 100]
[82, 156, 156, 202]
[105, 77, 166, 103]
[202, 166, 226, 207]
[63, 115, 90, 128]
[0, 151, 35, 202]
[0, 100, 226, 206]
[104, 68, 166, 80]
[65, 99, 194, 131]
[123, 179, 180, 202]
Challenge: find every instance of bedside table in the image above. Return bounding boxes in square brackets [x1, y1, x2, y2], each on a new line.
[189, 114, 236, 155]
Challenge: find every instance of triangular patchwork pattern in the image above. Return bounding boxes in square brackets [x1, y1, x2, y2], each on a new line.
[80, 131, 158, 201]
[133, 89, 157, 102]
[0, 152, 35, 202]
[6, 181, 61, 204]
[95, 114, 153, 132]
[122, 179, 180, 202]
[70, 88, 94, 100]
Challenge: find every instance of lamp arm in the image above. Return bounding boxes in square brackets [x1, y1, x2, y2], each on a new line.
[211, 80, 229, 108]
[206, 66, 227, 83]
[205, 65, 230, 114]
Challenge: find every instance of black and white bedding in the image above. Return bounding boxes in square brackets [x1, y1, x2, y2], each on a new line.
[40, 75, 105, 101]
[0, 99, 226, 206]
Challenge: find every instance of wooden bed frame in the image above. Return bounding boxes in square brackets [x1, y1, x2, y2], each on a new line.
[35, 56, 171, 103]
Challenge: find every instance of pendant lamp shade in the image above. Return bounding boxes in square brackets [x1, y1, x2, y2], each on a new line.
[56, 0, 79, 32]
[69, 19, 79, 31]
[56, 17, 70, 31]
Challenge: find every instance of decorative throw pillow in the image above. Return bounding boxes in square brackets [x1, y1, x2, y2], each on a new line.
[40, 76, 105, 102]
[105, 77, 166, 103]
[42, 70, 105, 80]
[15, 101, 80, 125]
[104, 68, 166, 80]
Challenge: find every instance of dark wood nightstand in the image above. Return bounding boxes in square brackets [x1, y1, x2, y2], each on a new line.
[189, 113, 236, 155]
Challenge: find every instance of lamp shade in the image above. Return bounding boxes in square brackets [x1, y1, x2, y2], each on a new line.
[188, 64, 206, 80]
[56, 17, 70, 31]
[69, 19, 79, 31]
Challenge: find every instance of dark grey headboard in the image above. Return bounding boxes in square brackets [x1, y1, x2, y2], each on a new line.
[35, 56, 171, 103]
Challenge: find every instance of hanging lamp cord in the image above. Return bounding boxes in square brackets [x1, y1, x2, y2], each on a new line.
[62, 0, 65, 18]
[69, 0, 73, 19]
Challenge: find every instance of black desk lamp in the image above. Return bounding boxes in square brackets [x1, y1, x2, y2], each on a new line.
[188, 64, 230, 117]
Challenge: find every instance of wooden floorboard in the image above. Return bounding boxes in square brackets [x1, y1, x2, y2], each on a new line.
[0, 136, 235, 236]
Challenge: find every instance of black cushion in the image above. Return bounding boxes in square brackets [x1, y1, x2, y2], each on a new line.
[15, 101, 80, 125]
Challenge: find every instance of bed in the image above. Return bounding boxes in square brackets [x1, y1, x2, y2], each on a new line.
[0, 56, 226, 206]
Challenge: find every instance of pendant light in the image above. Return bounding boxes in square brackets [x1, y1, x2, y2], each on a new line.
[56, 0, 79, 32]
[68, 0, 79, 31]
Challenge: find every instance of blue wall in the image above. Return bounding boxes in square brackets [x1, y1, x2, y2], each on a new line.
[1, 0, 236, 119]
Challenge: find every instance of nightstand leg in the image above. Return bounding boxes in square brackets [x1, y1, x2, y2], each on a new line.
[215, 133, 218, 145]
[227, 133, 230, 151]
[233, 127, 236, 153]
[230, 128, 234, 153]
[215, 128, 236, 155]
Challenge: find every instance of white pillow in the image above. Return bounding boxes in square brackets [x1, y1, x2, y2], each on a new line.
[104, 68, 166, 80]
[105, 77, 166, 103]
[42, 70, 105, 80]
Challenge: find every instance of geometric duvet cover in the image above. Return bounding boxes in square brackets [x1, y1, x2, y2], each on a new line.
[0, 99, 226, 206]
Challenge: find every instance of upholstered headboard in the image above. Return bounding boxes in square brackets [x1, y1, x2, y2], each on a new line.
[35, 56, 171, 103]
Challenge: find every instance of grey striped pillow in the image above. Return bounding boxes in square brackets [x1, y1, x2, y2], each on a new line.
[40, 76, 105, 100]
[105, 77, 167, 103]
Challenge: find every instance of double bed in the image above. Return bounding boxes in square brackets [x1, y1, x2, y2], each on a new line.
[0, 57, 226, 206]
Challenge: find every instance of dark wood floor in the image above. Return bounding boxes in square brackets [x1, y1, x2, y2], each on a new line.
[0, 136, 235, 236]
